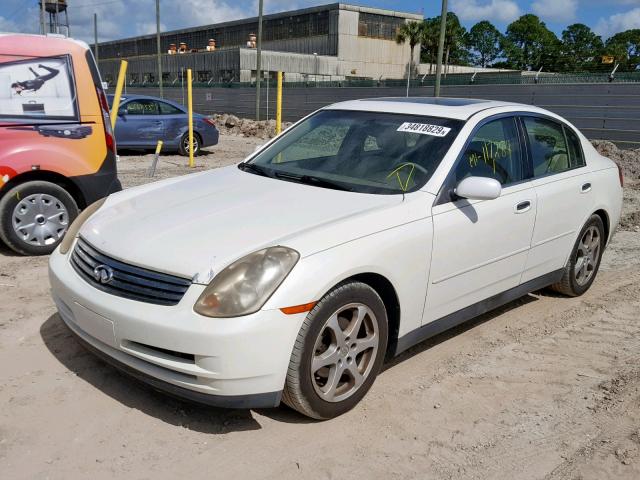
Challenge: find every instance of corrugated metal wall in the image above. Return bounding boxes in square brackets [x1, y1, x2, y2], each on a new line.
[125, 83, 640, 148]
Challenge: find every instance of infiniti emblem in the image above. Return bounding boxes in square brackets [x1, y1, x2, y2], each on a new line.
[93, 265, 114, 284]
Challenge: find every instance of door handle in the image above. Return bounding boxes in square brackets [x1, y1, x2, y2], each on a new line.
[515, 200, 531, 213]
[581, 182, 592, 193]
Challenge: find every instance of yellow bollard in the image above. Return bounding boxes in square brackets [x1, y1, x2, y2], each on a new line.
[276, 71, 283, 135]
[187, 68, 194, 168]
[110, 60, 128, 130]
[148, 140, 163, 177]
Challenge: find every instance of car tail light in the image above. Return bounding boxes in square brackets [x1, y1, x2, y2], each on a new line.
[617, 163, 624, 187]
[96, 87, 116, 153]
[203, 117, 216, 127]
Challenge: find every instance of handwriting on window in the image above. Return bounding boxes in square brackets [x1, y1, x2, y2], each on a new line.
[468, 140, 512, 174]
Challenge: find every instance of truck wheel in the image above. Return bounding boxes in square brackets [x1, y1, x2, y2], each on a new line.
[282, 281, 388, 419]
[550, 214, 605, 297]
[0, 181, 79, 256]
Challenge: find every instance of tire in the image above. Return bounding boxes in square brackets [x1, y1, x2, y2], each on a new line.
[0, 181, 79, 256]
[282, 281, 389, 420]
[178, 132, 201, 156]
[550, 214, 605, 297]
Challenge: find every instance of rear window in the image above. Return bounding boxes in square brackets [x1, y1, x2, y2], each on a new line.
[0, 55, 78, 121]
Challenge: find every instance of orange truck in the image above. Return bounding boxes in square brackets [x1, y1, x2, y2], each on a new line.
[0, 34, 121, 255]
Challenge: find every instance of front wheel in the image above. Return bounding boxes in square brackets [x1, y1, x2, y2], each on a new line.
[550, 214, 605, 296]
[282, 281, 388, 419]
[178, 132, 201, 156]
[0, 181, 79, 255]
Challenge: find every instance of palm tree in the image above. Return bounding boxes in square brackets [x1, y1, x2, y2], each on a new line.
[396, 21, 423, 97]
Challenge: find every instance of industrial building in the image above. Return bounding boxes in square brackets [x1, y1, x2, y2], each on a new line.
[95, 3, 428, 84]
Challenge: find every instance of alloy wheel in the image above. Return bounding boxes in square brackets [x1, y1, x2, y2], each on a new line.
[574, 225, 600, 286]
[311, 303, 380, 403]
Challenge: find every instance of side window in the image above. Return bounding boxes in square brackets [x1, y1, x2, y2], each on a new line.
[523, 117, 571, 177]
[455, 117, 523, 186]
[125, 99, 159, 115]
[564, 126, 586, 168]
[158, 101, 183, 115]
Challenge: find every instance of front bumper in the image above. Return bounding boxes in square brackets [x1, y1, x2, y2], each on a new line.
[49, 247, 305, 408]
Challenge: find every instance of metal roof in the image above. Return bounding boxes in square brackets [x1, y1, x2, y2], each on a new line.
[95, 3, 422, 47]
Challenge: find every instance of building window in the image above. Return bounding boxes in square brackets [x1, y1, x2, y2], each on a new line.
[358, 13, 405, 40]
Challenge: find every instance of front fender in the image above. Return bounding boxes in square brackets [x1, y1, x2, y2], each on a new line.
[264, 217, 434, 339]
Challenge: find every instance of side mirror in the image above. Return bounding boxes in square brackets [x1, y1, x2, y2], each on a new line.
[455, 176, 501, 201]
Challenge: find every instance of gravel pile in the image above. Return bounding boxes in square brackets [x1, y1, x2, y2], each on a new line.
[212, 114, 293, 140]
[591, 140, 640, 180]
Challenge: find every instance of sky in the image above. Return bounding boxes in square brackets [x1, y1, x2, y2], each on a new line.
[1, 0, 640, 44]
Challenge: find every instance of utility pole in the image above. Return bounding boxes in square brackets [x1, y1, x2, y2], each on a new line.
[40, 0, 45, 34]
[156, 0, 163, 98]
[255, 0, 264, 121]
[93, 13, 99, 62]
[434, 0, 447, 97]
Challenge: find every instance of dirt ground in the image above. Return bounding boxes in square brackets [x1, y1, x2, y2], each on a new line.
[1, 134, 639, 480]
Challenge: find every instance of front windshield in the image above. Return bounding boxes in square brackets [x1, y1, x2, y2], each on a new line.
[244, 109, 464, 194]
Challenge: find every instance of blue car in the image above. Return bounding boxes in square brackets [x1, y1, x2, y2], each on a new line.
[107, 94, 219, 156]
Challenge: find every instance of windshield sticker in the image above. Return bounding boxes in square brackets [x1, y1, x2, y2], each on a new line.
[397, 122, 451, 137]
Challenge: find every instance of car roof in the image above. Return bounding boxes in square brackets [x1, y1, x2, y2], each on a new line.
[107, 93, 165, 101]
[323, 97, 531, 120]
[106, 94, 186, 108]
[0, 33, 89, 57]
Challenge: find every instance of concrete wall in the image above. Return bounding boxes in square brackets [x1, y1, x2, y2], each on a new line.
[126, 83, 640, 148]
[336, 9, 420, 79]
[239, 49, 341, 82]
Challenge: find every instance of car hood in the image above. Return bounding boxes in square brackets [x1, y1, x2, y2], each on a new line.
[80, 165, 408, 282]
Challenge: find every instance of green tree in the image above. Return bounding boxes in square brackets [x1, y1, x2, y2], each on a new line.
[420, 17, 440, 72]
[442, 12, 469, 68]
[396, 20, 424, 93]
[504, 14, 560, 70]
[466, 20, 503, 67]
[605, 29, 640, 71]
[560, 24, 604, 72]
[420, 13, 469, 72]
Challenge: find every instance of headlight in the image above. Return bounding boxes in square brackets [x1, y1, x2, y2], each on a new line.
[194, 246, 299, 318]
[59, 198, 107, 254]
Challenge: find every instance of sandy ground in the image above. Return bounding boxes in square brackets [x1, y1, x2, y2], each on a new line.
[1, 134, 639, 480]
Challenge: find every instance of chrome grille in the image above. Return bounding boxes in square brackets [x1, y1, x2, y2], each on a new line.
[70, 237, 191, 306]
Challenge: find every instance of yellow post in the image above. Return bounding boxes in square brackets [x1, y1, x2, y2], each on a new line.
[276, 71, 283, 135]
[187, 68, 194, 168]
[110, 60, 128, 130]
[155, 140, 163, 155]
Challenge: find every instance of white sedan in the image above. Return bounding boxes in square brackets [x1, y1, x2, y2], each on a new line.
[49, 98, 624, 419]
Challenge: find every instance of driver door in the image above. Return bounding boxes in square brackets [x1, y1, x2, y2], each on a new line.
[115, 99, 164, 147]
[423, 116, 537, 324]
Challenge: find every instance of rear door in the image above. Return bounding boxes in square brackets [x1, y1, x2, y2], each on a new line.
[157, 100, 186, 147]
[115, 99, 164, 147]
[520, 115, 593, 282]
[424, 116, 537, 323]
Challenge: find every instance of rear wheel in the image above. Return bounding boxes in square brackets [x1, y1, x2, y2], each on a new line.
[282, 281, 388, 419]
[178, 132, 201, 156]
[550, 215, 605, 296]
[0, 181, 78, 255]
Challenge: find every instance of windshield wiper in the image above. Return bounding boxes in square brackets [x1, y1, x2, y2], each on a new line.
[238, 162, 272, 178]
[274, 172, 353, 192]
